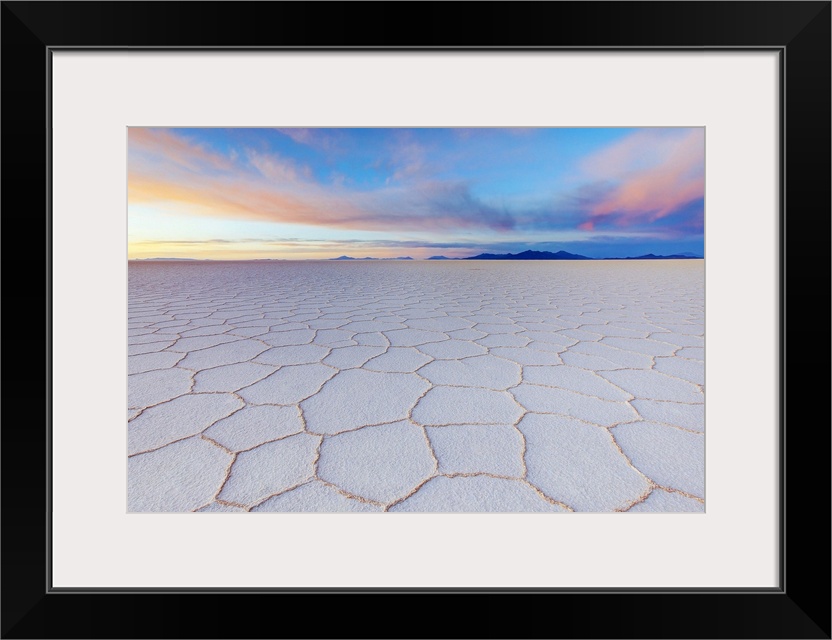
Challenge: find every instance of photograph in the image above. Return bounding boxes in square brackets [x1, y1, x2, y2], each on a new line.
[127, 126, 705, 513]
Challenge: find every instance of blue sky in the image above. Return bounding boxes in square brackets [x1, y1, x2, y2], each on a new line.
[128, 127, 704, 259]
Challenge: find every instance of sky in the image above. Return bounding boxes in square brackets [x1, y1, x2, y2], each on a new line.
[128, 127, 704, 260]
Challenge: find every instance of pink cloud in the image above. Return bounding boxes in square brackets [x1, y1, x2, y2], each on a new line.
[130, 128, 514, 232]
[129, 153, 511, 233]
[578, 129, 704, 228]
[128, 128, 232, 172]
[246, 148, 312, 184]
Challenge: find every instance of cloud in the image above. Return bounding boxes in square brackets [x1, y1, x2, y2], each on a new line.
[130, 172, 514, 232]
[386, 132, 432, 183]
[129, 128, 519, 233]
[576, 129, 704, 229]
[133, 238, 245, 245]
[246, 148, 312, 184]
[128, 128, 232, 173]
[275, 128, 338, 151]
[366, 181, 515, 231]
[129, 127, 704, 245]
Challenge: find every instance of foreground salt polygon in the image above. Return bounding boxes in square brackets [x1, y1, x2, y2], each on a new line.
[128, 260, 704, 513]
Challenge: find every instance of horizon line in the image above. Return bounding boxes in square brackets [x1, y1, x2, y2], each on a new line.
[129, 253, 704, 262]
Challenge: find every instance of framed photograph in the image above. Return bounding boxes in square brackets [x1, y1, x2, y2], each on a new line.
[2, 2, 829, 638]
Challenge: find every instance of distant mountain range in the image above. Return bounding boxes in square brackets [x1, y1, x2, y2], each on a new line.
[466, 250, 592, 260]
[603, 252, 702, 260]
[330, 256, 414, 261]
[464, 250, 701, 260]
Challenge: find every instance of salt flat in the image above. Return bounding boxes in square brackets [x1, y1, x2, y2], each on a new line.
[127, 260, 704, 513]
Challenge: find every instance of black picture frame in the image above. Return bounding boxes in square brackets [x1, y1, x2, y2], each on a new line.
[2, 2, 829, 638]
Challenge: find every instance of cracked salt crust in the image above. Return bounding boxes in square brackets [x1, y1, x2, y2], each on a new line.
[128, 260, 704, 513]
[251, 480, 383, 512]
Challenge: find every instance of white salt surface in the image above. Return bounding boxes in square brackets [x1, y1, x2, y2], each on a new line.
[128, 260, 704, 512]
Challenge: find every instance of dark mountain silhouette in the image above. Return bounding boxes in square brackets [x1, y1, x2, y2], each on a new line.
[604, 253, 703, 260]
[465, 249, 592, 260]
[329, 256, 414, 261]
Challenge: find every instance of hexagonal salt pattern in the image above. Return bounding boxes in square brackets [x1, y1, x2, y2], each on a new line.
[217, 433, 321, 507]
[301, 370, 430, 435]
[317, 421, 435, 504]
[128, 260, 704, 512]
[128, 437, 232, 512]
